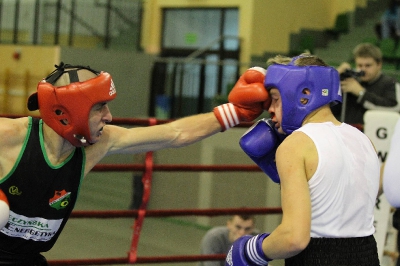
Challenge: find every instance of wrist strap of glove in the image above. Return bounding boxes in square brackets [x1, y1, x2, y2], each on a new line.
[213, 103, 239, 131]
[245, 233, 272, 264]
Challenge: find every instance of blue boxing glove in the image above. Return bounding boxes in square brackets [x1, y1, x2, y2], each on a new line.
[239, 118, 286, 183]
[225, 233, 271, 266]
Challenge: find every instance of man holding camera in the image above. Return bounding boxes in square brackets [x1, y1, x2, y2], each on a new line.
[332, 42, 400, 125]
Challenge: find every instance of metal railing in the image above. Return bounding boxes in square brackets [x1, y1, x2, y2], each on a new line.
[0, 0, 142, 50]
[149, 35, 251, 118]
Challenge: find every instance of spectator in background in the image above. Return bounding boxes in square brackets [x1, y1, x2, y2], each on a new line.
[331, 43, 400, 126]
[380, 0, 400, 40]
[199, 214, 257, 266]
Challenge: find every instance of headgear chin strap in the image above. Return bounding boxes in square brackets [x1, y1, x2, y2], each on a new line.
[27, 63, 117, 147]
[265, 59, 341, 134]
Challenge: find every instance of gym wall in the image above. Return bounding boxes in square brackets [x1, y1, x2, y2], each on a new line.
[0, 44, 59, 115]
[141, 0, 364, 68]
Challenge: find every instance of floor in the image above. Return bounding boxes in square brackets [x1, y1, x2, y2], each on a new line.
[45, 217, 207, 266]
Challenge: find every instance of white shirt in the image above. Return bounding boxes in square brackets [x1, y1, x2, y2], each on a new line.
[296, 122, 380, 238]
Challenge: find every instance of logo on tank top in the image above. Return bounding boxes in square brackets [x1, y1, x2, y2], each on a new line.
[1, 210, 62, 242]
[49, 190, 71, 210]
[9, 186, 22, 195]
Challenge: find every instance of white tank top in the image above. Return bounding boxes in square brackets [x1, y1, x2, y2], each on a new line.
[296, 122, 380, 238]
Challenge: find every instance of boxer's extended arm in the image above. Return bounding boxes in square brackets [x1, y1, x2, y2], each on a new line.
[86, 112, 221, 164]
[101, 67, 270, 156]
[84, 113, 222, 174]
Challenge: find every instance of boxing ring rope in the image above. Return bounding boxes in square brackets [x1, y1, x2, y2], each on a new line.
[93, 163, 262, 172]
[70, 207, 283, 219]
[0, 115, 363, 265]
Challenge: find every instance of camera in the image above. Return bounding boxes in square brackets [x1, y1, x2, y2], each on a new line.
[339, 69, 365, 81]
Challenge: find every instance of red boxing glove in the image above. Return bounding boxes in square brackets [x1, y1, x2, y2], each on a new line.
[214, 67, 270, 131]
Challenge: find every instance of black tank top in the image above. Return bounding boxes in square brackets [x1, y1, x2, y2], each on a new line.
[0, 117, 85, 256]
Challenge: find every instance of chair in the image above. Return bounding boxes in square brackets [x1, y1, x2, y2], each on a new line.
[289, 35, 315, 56]
[299, 35, 315, 54]
[325, 13, 349, 39]
[393, 44, 400, 69]
[362, 37, 380, 46]
[380, 38, 396, 60]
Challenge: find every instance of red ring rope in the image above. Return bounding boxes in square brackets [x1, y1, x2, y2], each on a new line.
[129, 118, 157, 263]
[49, 254, 227, 265]
[70, 207, 283, 218]
[93, 163, 262, 172]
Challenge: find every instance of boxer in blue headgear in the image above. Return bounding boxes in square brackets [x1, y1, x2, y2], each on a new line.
[228, 54, 380, 266]
[265, 54, 342, 135]
[240, 55, 342, 183]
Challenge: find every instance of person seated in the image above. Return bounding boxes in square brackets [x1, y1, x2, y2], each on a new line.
[199, 214, 258, 266]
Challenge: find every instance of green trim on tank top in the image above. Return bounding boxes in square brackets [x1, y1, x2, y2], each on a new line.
[39, 119, 76, 169]
[0, 116, 33, 184]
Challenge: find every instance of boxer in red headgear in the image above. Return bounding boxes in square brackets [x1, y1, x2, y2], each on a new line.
[0, 62, 270, 265]
[27, 63, 117, 147]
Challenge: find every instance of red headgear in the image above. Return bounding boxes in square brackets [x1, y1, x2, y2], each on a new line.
[27, 63, 117, 147]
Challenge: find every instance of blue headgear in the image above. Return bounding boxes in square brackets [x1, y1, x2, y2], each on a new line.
[265, 56, 342, 134]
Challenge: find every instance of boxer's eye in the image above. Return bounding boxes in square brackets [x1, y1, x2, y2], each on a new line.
[300, 88, 310, 105]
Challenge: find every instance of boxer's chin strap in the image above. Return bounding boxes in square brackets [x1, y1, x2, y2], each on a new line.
[73, 134, 87, 144]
